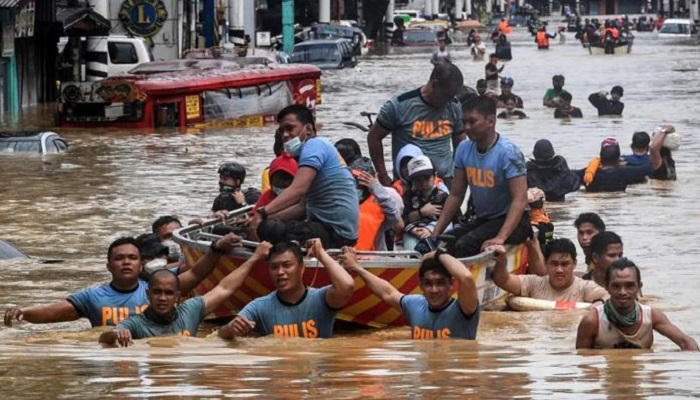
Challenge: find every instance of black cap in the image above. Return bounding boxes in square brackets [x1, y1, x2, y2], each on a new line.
[631, 131, 650, 149]
[533, 139, 555, 161]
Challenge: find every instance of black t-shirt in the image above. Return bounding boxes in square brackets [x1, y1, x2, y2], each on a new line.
[485, 62, 499, 81]
[588, 93, 624, 116]
[497, 109, 527, 119]
[584, 165, 653, 192]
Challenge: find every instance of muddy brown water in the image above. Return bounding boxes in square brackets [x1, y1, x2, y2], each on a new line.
[1, 31, 699, 398]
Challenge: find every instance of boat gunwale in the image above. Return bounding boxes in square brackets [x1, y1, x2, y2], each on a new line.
[173, 206, 497, 269]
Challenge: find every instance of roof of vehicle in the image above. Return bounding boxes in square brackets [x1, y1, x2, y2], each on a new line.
[0, 131, 60, 140]
[661, 18, 695, 24]
[293, 39, 351, 46]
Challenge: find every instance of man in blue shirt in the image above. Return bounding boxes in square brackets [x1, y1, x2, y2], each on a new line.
[98, 243, 271, 346]
[249, 104, 359, 249]
[367, 61, 464, 187]
[218, 239, 354, 339]
[433, 96, 531, 257]
[3, 234, 242, 327]
[344, 247, 479, 339]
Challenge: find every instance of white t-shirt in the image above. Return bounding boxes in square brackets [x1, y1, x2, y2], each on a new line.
[518, 275, 609, 302]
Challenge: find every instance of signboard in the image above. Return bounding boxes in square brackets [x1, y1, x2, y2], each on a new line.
[256, 31, 271, 47]
[2, 24, 14, 57]
[15, 0, 35, 38]
[119, 0, 169, 38]
[185, 95, 201, 120]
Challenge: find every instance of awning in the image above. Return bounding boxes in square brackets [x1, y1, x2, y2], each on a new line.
[0, 0, 19, 8]
[57, 7, 111, 36]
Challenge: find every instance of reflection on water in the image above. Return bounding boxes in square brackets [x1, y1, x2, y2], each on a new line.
[0, 30, 699, 397]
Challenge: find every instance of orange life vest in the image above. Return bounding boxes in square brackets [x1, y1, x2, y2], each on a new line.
[499, 21, 512, 35]
[536, 31, 549, 47]
[355, 194, 386, 251]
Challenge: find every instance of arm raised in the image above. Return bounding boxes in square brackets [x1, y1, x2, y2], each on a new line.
[342, 246, 403, 310]
[178, 233, 243, 293]
[433, 251, 478, 315]
[489, 245, 522, 295]
[308, 240, 354, 309]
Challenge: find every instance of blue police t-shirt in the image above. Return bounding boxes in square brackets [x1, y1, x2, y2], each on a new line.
[115, 296, 205, 339]
[238, 286, 337, 338]
[454, 135, 527, 219]
[298, 137, 359, 241]
[66, 280, 150, 327]
[376, 88, 463, 179]
[400, 294, 480, 339]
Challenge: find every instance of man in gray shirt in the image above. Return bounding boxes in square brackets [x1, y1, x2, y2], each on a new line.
[368, 62, 465, 188]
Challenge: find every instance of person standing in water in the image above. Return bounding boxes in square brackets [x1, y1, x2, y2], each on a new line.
[431, 39, 451, 64]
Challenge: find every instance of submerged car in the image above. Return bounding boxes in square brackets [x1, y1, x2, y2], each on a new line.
[290, 39, 357, 70]
[658, 18, 698, 38]
[0, 131, 68, 154]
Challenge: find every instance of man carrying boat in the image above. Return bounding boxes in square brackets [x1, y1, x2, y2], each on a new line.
[491, 239, 608, 303]
[576, 259, 699, 351]
[218, 239, 354, 339]
[432, 96, 531, 258]
[344, 247, 479, 339]
[98, 243, 270, 347]
[367, 61, 464, 188]
[250, 105, 358, 249]
[3, 234, 242, 327]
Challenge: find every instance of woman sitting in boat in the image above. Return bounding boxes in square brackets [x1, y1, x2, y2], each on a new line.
[350, 157, 402, 251]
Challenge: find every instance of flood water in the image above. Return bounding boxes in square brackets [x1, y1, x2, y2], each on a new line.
[1, 30, 699, 398]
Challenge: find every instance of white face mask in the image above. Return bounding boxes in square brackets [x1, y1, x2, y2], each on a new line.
[144, 258, 168, 275]
[272, 186, 285, 196]
[283, 137, 303, 157]
[162, 240, 182, 262]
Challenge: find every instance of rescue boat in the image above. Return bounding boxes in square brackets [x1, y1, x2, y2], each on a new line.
[173, 207, 529, 328]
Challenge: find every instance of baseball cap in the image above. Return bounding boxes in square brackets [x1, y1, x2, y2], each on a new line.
[601, 137, 619, 148]
[269, 153, 298, 178]
[533, 139, 555, 161]
[407, 156, 435, 179]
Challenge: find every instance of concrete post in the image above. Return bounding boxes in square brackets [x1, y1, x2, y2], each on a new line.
[86, 0, 109, 80]
[691, 0, 698, 21]
[433, 0, 440, 16]
[320, 0, 331, 23]
[425, 0, 433, 18]
[465, 0, 472, 17]
[228, 0, 245, 45]
[385, 0, 394, 41]
[4, 56, 19, 115]
[455, 0, 464, 19]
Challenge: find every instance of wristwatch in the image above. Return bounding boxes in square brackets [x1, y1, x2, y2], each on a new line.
[258, 207, 268, 220]
[210, 239, 225, 254]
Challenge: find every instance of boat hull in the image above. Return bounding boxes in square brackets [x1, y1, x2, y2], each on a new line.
[588, 42, 632, 55]
[176, 219, 529, 328]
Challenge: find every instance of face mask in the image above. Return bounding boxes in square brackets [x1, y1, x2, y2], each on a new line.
[144, 258, 168, 275]
[284, 137, 303, 158]
[162, 240, 182, 262]
[272, 186, 285, 196]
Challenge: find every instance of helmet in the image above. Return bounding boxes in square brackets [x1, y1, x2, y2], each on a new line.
[217, 162, 246, 183]
[500, 77, 514, 87]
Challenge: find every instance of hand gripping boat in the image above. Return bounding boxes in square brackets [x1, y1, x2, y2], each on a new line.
[173, 208, 529, 328]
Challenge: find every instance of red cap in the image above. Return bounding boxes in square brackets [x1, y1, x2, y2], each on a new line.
[269, 153, 298, 178]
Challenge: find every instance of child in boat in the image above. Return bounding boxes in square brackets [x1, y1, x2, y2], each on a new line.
[402, 156, 452, 253]
[527, 187, 554, 253]
[212, 162, 260, 212]
[254, 153, 298, 214]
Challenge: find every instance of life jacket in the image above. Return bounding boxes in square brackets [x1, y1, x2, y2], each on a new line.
[391, 180, 404, 196]
[583, 157, 601, 186]
[355, 193, 386, 251]
[528, 208, 551, 225]
[536, 31, 549, 48]
[499, 21, 512, 35]
[261, 167, 271, 193]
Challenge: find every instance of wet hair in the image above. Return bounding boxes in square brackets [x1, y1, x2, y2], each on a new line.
[476, 79, 487, 88]
[148, 268, 180, 290]
[277, 104, 316, 133]
[631, 131, 650, 150]
[268, 241, 304, 265]
[419, 257, 452, 280]
[552, 74, 565, 82]
[590, 231, 622, 257]
[600, 144, 621, 166]
[461, 95, 497, 116]
[574, 212, 606, 232]
[273, 128, 284, 157]
[489, 53, 497, 58]
[559, 91, 572, 102]
[428, 61, 464, 89]
[335, 138, 363, 166]
[606, 257, 641, 286]
[151, 215, 181, 235]
[543, 238, 577, 262]
[611, 85, 624, 96]
[107, 237, 140, 261]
